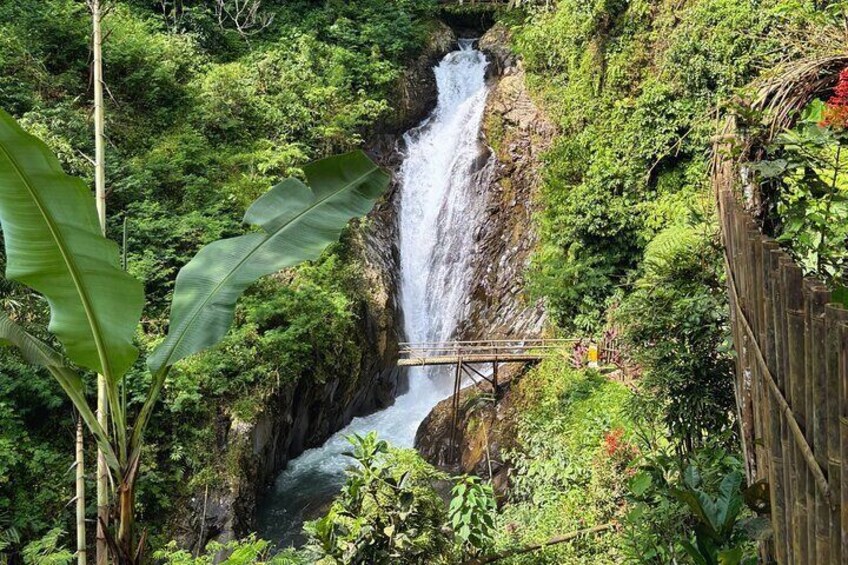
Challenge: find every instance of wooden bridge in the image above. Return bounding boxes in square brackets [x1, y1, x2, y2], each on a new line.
[399, 338, 579, 459]
[397, 338, 575, 367]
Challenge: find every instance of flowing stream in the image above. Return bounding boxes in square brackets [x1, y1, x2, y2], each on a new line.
[257, 39, 491, 546]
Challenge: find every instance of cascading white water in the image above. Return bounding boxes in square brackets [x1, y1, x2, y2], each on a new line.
[258, 40, 491, 546]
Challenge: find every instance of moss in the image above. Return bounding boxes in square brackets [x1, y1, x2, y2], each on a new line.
[484, 110, 507, 158]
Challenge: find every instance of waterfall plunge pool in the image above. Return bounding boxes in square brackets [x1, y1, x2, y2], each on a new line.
[256, 39, 492, 548]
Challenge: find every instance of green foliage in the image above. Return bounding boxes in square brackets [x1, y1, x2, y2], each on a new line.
[19, 529, 73, 565]
[1, 104, 389, 565]
[617, 220, 735, 452]
[1, 528, 73, 565]
[494, 363, 635, 563]
[671, 469, 754, 565]
[623, 440, 765, 564]
[0, 111, 388, 559]
[302, 433, 455, 564]
[154, 535, 307, 565]
[0, 107, 145, 381]
[449, 476, 497, 556]
[0, 0, 435, 544]
[750, 99, 848, 286]
[514, 0, 786, 330]
[147, 151, 388, 374]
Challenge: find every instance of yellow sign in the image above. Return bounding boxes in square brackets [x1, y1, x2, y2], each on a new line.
[588, 344, 599, 367]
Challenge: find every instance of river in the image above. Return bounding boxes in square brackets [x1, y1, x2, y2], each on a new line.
[257, 38, 491, 547]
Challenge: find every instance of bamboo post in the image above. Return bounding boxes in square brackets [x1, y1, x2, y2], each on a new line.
[735, 214, 757, 478]
[768, 247, 790, 563]
[785, 260, 808, 563]
[749, 228, 778, 563]
[763, 240, 788, 564]
[839, 321, 848, 560]
[775, 252, 795, 564]
[824, 304, 846, 565]
[801, 281, 816, 563]
[807, 283, 830, 563]
[76, 418, 87, 565]
[89, 1, 110, 562]
[746, 226, 765, 482]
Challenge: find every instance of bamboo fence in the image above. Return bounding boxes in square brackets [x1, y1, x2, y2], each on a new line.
[715, 126, 848, 564]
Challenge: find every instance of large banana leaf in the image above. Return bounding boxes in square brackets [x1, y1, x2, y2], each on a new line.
[0, 109, 144, 380]
[0, 312, 119, 471]
[147, 150, 389, 374]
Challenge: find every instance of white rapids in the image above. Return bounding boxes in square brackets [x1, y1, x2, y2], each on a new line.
[257, 39, 491, 546]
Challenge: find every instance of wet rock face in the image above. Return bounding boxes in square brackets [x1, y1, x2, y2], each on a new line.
[414, 364, 527, 499]
[174, 288, 402, 549]
[377, 21, 456, 135]
[458, 23, 553, 341]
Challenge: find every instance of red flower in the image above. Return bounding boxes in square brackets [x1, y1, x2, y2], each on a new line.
[821, 67, 848, 130]
[603, 428, 625, 457]
[833, 67, 848, 103]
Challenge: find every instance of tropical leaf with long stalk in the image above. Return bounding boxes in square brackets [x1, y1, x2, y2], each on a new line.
[0, 312, 119, 472]
[0, 108, 144, 465]
[0, 108, 144, 383]
[0, 107, 389, 561]
[135, 151, 389, 451]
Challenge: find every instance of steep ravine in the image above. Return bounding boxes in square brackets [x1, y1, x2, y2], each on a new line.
[170, 23, 456, 550]
[173, 20, 545, 551]
[416, 23, 554, 476]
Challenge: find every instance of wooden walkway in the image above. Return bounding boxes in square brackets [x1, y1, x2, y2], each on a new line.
[399, 339, 577, 460]
[397, 339, 575, 367]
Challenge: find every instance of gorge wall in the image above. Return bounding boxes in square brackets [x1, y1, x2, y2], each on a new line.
[457, 23, 551, 341]
[416, 23, 554, 477]
[172, 19, 549, 549]
[170, 23, 457, 550]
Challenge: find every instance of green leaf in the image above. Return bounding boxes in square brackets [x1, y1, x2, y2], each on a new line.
[681, 539, 710, 565]
[0, 109, 144, 380]
[684, 465, 702, 489]
[629, 470, 652, 496]
[0, 312, 118, 471]
[749, 159, 787, 179]
[718, 545, 743, 565]
[801, 99, 825, 124]
[148, 151, 389, 373]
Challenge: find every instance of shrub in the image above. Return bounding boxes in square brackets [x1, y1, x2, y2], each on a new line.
[302, 433, 456, 564]
[617, 222, 735, 452]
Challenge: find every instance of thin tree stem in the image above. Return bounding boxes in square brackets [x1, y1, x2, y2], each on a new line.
[91, 1, 110, 563]
[76, 418, 87, 565]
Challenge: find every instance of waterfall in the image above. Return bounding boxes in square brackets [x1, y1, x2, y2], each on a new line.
[257, 39, 491, 546]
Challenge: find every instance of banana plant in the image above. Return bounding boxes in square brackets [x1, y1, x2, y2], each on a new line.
[0, 108, 389, 563]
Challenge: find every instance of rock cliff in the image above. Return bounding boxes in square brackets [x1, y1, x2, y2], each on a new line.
[416, 23, 555, 475]
[171, 22, 457, 550]
[456, 23, 552, 341]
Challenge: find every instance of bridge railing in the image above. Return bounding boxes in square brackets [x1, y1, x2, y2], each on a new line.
[398, 338, 578, 359]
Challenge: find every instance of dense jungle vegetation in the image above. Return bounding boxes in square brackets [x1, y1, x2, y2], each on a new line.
[0, 0, 436, 549]
[2, 0, 848, 564]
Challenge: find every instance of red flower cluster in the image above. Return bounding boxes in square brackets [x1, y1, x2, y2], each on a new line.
[821, 67, 848, 130]
[602, 428, 639, 473]
[603, 428, 625, 457]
